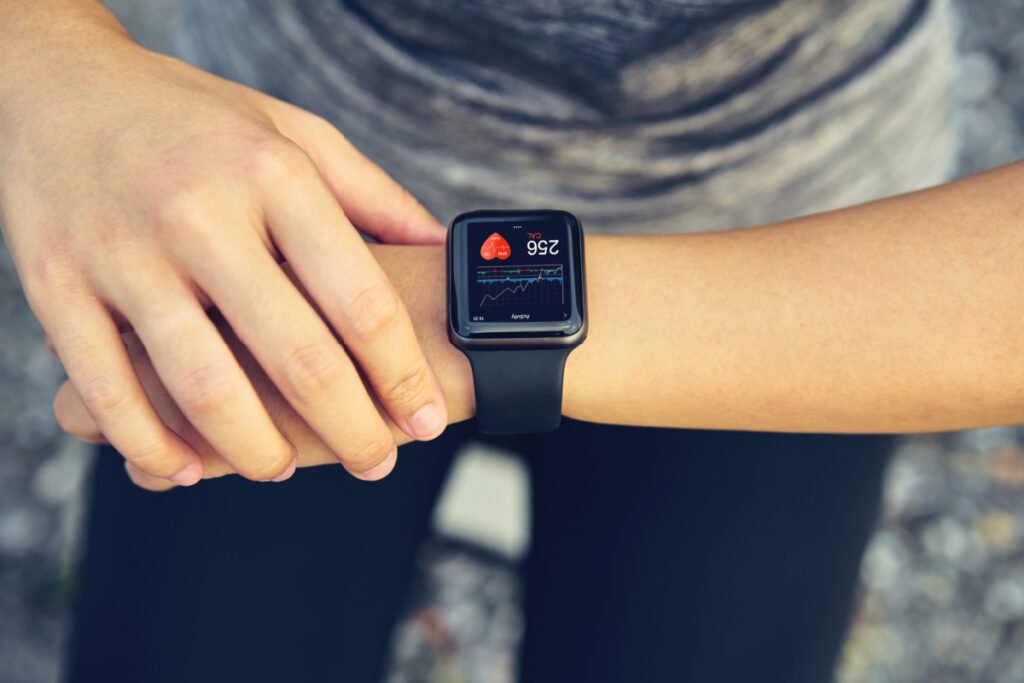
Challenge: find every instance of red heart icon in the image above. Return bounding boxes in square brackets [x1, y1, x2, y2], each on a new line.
[481, 232, 511, 260]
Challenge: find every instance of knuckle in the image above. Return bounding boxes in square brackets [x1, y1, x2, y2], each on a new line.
[281, 342, 347, 400]
[240, 444, 294, 482]
[249, 138, 310, 189]
[78, 374, 131, 418]
[175, 218, 227, 269]
[22, 246, 81, 310]
[152, 180, 211, 230]
[92, 218, 140, 261]
[309, 112, 340, 135]
[381, 359, 432, 409]
[27, 245, 72, 289]
[347, 282, 401, 339]
[123, 432, 177, 475]
[290, 108, 350, 148]
[344, 436, 395, 473]
[176, 365, 237, 418]
[91, 235, 149, 293]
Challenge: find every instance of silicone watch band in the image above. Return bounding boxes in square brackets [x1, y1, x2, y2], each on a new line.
[465, 347, 572, 434]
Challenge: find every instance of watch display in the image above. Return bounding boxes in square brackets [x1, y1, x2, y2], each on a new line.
[468, 214, 571, 323]
[446, 208, 588, 433]
[448, 210, 586, 341]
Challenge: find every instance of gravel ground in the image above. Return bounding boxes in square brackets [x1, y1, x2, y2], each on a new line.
[2, 2, 1024, 682]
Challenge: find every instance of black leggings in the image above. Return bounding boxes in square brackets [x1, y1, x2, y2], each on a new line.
[66, 420, 893, 683]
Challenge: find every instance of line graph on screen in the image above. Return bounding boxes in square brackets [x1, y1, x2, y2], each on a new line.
[476, 264, 564, 307]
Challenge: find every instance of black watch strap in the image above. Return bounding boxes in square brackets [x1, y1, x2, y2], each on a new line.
[465, 348, 571, 434]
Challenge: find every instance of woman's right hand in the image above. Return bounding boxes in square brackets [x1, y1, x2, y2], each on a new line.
[0, 17, 449, 485]
[52, 246, 478, 492]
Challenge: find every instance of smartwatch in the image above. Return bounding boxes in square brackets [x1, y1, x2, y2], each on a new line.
[447, 209, 587, 434]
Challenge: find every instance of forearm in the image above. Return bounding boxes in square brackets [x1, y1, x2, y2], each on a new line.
[278, 161, 1024, 448]
[567, 160, 1024, 433]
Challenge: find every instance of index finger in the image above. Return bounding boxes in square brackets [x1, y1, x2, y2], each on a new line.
[259, 144, 449, 442]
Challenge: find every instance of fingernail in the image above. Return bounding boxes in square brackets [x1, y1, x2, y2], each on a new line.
[271, 456, 297, 483]
[408, 402, 445, 439]
[170, 462, 203, 487]
[351, 448, 397, 481]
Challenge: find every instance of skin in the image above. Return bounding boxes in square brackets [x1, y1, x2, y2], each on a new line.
[55, 158, 1024, 490]
[0, 0, 450, 486]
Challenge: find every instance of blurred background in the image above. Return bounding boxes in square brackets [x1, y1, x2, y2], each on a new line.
[3, 1, 1024, 682]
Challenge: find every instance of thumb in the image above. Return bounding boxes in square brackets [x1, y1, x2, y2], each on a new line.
[269, 100, 448, 245]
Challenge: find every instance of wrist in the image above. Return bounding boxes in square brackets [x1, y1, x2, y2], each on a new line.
[368, 244, 476, 430]
[561, 234, 610, 422]
[371, 234, 605, 433]
[0, 4, 135, 140]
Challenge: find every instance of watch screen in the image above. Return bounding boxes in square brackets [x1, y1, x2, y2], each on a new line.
[466, 215, 572, 323]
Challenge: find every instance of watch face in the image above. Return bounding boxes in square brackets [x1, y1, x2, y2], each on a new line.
[449, 210, 586, 342]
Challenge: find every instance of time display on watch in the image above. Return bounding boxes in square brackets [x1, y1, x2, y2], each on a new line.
[467, 215, 572, 323]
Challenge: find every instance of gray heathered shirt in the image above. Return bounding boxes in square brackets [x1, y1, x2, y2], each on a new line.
[171, 0, 959, 234]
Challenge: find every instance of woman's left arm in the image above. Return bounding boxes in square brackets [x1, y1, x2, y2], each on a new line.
[54, 160, 1024, 488]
